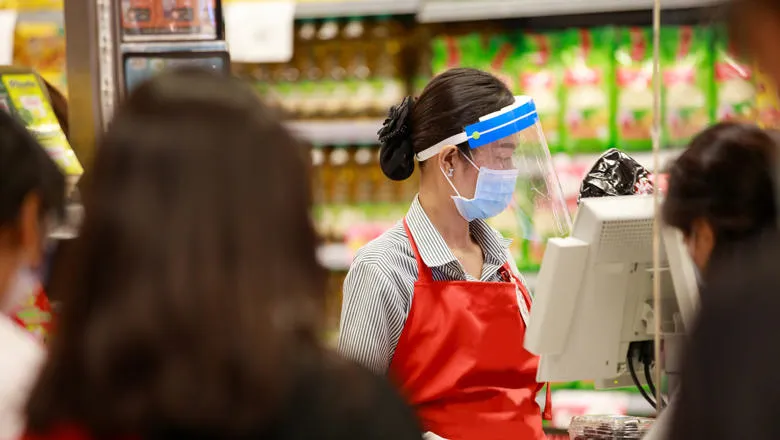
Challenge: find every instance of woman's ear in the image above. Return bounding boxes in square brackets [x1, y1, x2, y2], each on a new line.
[690, 218, 715, 271]
[437, 145, 459, 177]
[18, 193, 43, 268]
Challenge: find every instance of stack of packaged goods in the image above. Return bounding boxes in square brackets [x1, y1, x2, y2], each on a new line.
[11, 0, 67, 94]
[430, 25, 764, 154]
[429, 24, 766, 272]
[235, 16, 408, 121]
[311, 142, 419, 343]
[232, 16, 414, 329]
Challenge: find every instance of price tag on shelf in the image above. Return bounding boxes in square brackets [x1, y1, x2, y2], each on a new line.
[0, 9, 16, 66]
[224, 1, 294, 64]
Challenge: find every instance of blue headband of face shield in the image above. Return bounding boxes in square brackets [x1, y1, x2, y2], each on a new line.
[414, 96, 538, 162]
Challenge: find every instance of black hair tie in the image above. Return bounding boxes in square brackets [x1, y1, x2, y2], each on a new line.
[378, 97, 415, 181]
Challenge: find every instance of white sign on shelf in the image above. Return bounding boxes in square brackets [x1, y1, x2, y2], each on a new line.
[224, 1, 294, 64]
[0, 10, 17, 66]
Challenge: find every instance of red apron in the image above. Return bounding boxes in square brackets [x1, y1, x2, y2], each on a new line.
[389, 219, 551, 440]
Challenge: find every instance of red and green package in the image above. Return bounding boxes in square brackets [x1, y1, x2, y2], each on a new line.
[662, 26, 713, 147]
[560, 27, 615, 154]
[512, 31, 563, 153]
[11, 285, 53, 343]
[614, 27, 653, 151]
[432, 33, 483, 74]
[713, 28, 757, 123]
[484, 33, 517, 91]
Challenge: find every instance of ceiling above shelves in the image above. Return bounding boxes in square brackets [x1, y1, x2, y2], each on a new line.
[416, 0, 721, 23]
[294, 0, 420, 18]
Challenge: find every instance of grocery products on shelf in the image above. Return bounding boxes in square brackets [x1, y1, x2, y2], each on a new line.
[234, 16, 409, 121]
[430, 24, 779, 153]
[662, 26, 712, 147]
[12, 4, 67, 93]
[0, 69, 81, 176]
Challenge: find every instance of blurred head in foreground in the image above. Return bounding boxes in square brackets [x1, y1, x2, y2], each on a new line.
[26, 69, 326, 435]
[663, 122, 777, 272]
[729, 0, 780, 86]
[0, 109, 64, 313]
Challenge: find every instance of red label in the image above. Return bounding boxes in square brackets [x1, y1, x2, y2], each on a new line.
[664, 66, 695, 85]
[533, 33, 550, 66]
[630, 28, 646, 61]
[679, 26, 692, 58]
[521, 71, 554, 89]
[491, 42, 514, 71]
[564, 66, 601, 86]
[617, 68, 651, 87]
[445, 36, 460, 68]
[715, 59, 752, 81]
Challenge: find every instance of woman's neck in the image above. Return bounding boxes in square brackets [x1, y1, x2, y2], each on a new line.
[418, 188, 473, 250]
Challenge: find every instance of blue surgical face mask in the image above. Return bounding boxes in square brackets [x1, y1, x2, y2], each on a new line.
[442, 153, 519, 222]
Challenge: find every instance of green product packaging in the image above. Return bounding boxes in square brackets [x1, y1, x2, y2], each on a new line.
[614, 27, 653, 151]
[661, 26, 714, 148]
[484, 33, 516, 90]
[511, 31, 563, 153]
[432, 33, 475, 74]
[560, 27, 615, 154]
[713, 28, 757, 123]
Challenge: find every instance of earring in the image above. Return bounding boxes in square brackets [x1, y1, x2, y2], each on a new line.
[447, 168, 454, 177]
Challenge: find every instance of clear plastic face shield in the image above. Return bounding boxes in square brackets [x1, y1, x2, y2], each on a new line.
[416, 96, 572, 267]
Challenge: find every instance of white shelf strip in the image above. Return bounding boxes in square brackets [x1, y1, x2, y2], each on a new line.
[295, 0, 419, 18]
[417, 0, 720, 23]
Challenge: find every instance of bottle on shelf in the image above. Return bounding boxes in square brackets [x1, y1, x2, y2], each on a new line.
[369, 16, 406, 118]
[353, 144, 376, 205]
[342, 16, 374, 119]
[317, 18, 348, 119]
[296, 19, 321, 120]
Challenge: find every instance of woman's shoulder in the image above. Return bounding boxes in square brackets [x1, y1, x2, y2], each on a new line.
[277, 352, 421, 440]
[350, 221, 411, 266]
[0, 316, 45, 439]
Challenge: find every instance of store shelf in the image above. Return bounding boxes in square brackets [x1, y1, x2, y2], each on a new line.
[287, 119, 384, 145]
[417, 0, 721, 23]
[294, 0, 419, 18]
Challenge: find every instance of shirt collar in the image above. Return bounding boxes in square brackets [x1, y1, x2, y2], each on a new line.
[405, 196, 512, 268]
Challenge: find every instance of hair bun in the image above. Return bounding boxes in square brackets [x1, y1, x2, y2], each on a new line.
[378, 96, 415, 181]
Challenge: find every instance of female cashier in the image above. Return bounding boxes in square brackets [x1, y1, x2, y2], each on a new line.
[338, 67, 550, 440]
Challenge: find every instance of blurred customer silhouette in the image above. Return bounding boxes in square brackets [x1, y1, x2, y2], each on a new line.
[666, 124, 780, 440]
[665, 1, 780, 437]
[0, 109, 65, 438]
[23, 70, 420, 440]
[663, 121, 777, 275]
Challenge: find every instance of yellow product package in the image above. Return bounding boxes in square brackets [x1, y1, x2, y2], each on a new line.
[756, 69, 780, 129]
[13, 20, 66, 76]
[0, 73, 82, 176]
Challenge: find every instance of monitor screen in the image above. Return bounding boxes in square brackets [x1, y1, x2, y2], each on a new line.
[124, 54, 227, 93]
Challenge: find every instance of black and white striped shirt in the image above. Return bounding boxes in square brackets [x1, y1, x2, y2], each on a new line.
[337, 196, 529, 374]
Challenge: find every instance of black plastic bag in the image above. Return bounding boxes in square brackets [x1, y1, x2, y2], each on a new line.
[578, 148, 654, 203]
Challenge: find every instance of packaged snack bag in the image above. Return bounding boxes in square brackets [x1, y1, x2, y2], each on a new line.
[756, 69, 780, 129]
[662, 26, 713, 147]
[560, 28, 615, 153]
[0, 73, 82, 176]
[485, 33, 516, 91]
[714, 30, 757, 122]
[432, 33, 482, 74]
[614, 27, 653, 151]
[512, 31, 563, 152]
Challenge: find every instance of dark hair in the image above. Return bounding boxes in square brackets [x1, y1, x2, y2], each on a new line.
[726, 0, 780, 58]
[663, 122, 777, 247]
[669, 228, 780, 440]
[0, 107, 65, 227]
[25, 69, 326, 435]
[378, 68, 514, 181]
